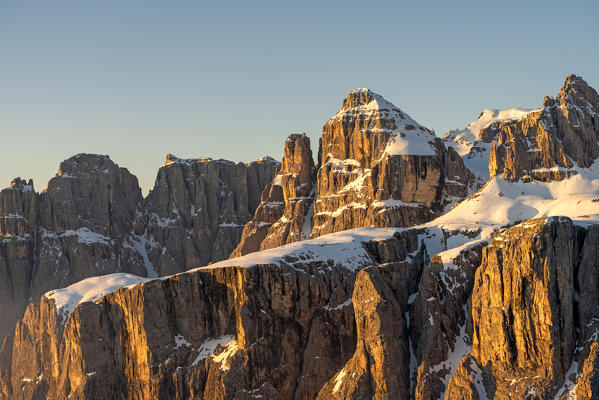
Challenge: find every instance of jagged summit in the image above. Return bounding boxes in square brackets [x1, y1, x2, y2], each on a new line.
[329, 88, 438, 158]
[5, 75, 599, 400]
[8, 177, 34, 191]
[340, 88, 399, 112]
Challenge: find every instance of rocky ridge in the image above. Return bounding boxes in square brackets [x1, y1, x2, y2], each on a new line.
[0, 225, 474, 400]
[446, 75, 599, 185]
[2, 75, 599, 399]
[0, 153, 278, 338]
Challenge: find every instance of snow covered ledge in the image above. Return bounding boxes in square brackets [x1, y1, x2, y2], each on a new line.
[45, 273, 151, 321]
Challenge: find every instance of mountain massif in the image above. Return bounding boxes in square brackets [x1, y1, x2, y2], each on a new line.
[1, 75, 599, 399]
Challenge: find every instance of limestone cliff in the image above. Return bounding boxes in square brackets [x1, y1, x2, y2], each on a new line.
[487, 75, 599, 182]
[0, 228, 429, 400]
[231, 134, 316, 257]
[133, 154, 279, 275]
[3, 75, 599, 400]
[232, 89, 476, 255]
[0, 154, 148, 338]
[447, 218, 599, 399]
[5, 211, 599, 399]
[311, 88, 473, 238]
[0, 153, 278, 339]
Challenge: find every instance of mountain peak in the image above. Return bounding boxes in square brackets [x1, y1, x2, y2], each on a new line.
[57, 153, 115, 178]
[563, 73, 588, 89]
[341, 88, 397, 112]
[557, 74, 599, 107]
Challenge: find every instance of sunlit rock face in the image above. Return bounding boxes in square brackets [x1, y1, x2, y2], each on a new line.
[0, 154, 147, 338]
[487, 75, 599, 182]
[5, 75, 599, 399]
[0, 153, 279, 337]
[231, 133, 316, 257]
[231, 90, 475, 258]
[446, 218, 599, 399]
[0, 228, 430, 400]
[311, 88, 473, 238]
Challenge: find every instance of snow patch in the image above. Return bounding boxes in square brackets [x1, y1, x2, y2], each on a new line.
[46, 273, 150, 319]
[211, 338, 239, 371]
[60, 228, 111, 245]
[191, 335, 236, 367]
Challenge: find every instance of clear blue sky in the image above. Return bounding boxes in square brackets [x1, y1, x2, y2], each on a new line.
[1, 1, 598, 193]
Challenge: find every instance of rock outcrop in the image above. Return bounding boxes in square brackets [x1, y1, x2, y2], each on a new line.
[3, 75, 599, 400]
[5, 197, 599, 399]
[0, 154, 148, 337]
[0, 228, 429, 400]
[311, 88, 473, 238]
[443, 108, 536, 187]
[0, 179, 37, 339]
[0, 153, 278, 338]
[231, 134, 316, 257]
[446, 217, 599, 399]
[487, 75, 599, 182]
[134, 154, 279, 275]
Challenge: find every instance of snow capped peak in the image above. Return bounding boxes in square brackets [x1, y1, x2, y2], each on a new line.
[444, 108, 537, 157]
[331, 89, 438, 156]
[341, 88, 398, 113]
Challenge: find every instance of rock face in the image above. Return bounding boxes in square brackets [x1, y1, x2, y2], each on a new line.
[231, 89, 476, 256]
[231, 134, 316, 257]
[0, 179, 37, 339]
[0, 229, 430, 400]
[443, 108, 536, 187]
[4, 184, 599, 399]
[134, 154, 279, 275]
[446, 217, 599, 399]
[0, 154, 148, 338]
[311, 88, 473, 238]
[316, 263, 414, 399]
[0, 153, 278, 338]
[4, 75, 599, 400]
[487, 75, 599, 182]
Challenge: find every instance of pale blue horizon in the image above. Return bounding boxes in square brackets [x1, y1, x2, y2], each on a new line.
[1, 1, 598, 193]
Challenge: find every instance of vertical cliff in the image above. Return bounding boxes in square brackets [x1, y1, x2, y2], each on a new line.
[311, 88, 473, 238]
[0, 228, 429, 400]
[487, 75, 599, 182]
[231, 134, 316, 257]
[133, 154, 279, 275]
[0, 154, 148, 337]
[446, 218, 599, 399]
[0, 153, 278, 339]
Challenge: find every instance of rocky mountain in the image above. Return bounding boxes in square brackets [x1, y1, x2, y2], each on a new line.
[134, 154, 279, 275]
[445, 74, 599, 185]
[2, 74, 599, 399]
[311, 88, 474, 238]
[0, 153, 278, 338]
[444, 108, 537, 187]
[231, 134, 316, 257]
[233, 89, 476, 257]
